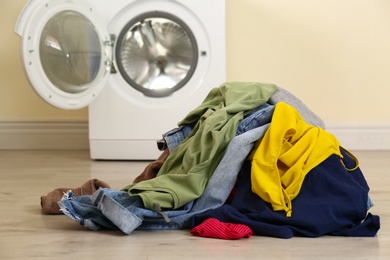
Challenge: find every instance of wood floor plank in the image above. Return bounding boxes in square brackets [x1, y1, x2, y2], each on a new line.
[0, 150, 388, 259]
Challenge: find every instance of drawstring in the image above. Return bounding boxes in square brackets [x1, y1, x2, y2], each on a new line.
[339, 146, 359, 171]
[282, 189, 293, 217]
[154, 203, 171, 223]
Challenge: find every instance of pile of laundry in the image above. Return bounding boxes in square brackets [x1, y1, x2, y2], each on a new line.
[41, 82, 380, 239]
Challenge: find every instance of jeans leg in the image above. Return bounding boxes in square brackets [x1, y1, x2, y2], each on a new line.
[58, 191, 118, 231]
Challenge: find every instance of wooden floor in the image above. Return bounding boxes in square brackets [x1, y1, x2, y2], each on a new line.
[0, 150, 389, 259]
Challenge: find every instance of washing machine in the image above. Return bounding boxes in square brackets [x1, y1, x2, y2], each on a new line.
[15, 0, 226, 160]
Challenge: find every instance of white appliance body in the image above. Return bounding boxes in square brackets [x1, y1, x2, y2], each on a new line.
[16, 0, 226, 160]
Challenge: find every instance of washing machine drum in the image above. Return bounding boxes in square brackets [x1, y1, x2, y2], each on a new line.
[39, 10, 198, 99]
[116, 12, 198, 97]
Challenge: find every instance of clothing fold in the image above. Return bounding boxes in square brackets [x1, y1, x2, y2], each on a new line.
[58, 124, 271, 234]
[249, 102, 341, 217]
[123, 82, 277, 210]
[192, 149, 380, 238]
[51, 82, 379, 238]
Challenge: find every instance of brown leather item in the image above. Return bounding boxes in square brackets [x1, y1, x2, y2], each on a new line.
[40, 179, 111, 214]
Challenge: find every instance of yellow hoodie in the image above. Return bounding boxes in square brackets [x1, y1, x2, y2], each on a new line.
[249, 102, 342, 217]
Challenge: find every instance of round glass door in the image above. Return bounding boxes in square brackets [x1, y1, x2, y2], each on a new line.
[39, 10, 109, 94]
[115, 12, 198, 97]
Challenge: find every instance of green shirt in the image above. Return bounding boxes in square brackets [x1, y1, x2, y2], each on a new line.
[123, 82, 277, 210]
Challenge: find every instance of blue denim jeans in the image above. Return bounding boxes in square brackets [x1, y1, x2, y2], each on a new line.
[157, 125, 194, 152]
[236, 103, 274, 135]
[59, 124, 270, 234]
[158, 103, 275, 152]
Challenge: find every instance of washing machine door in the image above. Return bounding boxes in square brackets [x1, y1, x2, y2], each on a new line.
[15, 0, 112, 109]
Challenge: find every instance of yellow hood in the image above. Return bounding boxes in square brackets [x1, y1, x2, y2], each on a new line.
[249, 102, 341, 217]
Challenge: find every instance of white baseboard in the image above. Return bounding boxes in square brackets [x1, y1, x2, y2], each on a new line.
[0, 122, 389, 150]
[0, 121, 89, 150]
[326, 125, 390, 150]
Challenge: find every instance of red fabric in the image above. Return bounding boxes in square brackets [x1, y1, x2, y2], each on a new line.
[191, 218, 253, 240]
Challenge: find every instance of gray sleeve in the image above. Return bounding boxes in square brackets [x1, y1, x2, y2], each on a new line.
[268, 86, 325, 129]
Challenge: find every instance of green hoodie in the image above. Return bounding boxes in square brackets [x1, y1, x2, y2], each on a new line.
[123, 82, 277, 210]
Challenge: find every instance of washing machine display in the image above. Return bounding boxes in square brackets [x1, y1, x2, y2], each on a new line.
[16, 0, 226, 160]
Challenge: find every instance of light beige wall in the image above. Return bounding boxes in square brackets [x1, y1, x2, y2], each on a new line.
[2, 0, 390, 125]
[226, 0, 390, 126]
